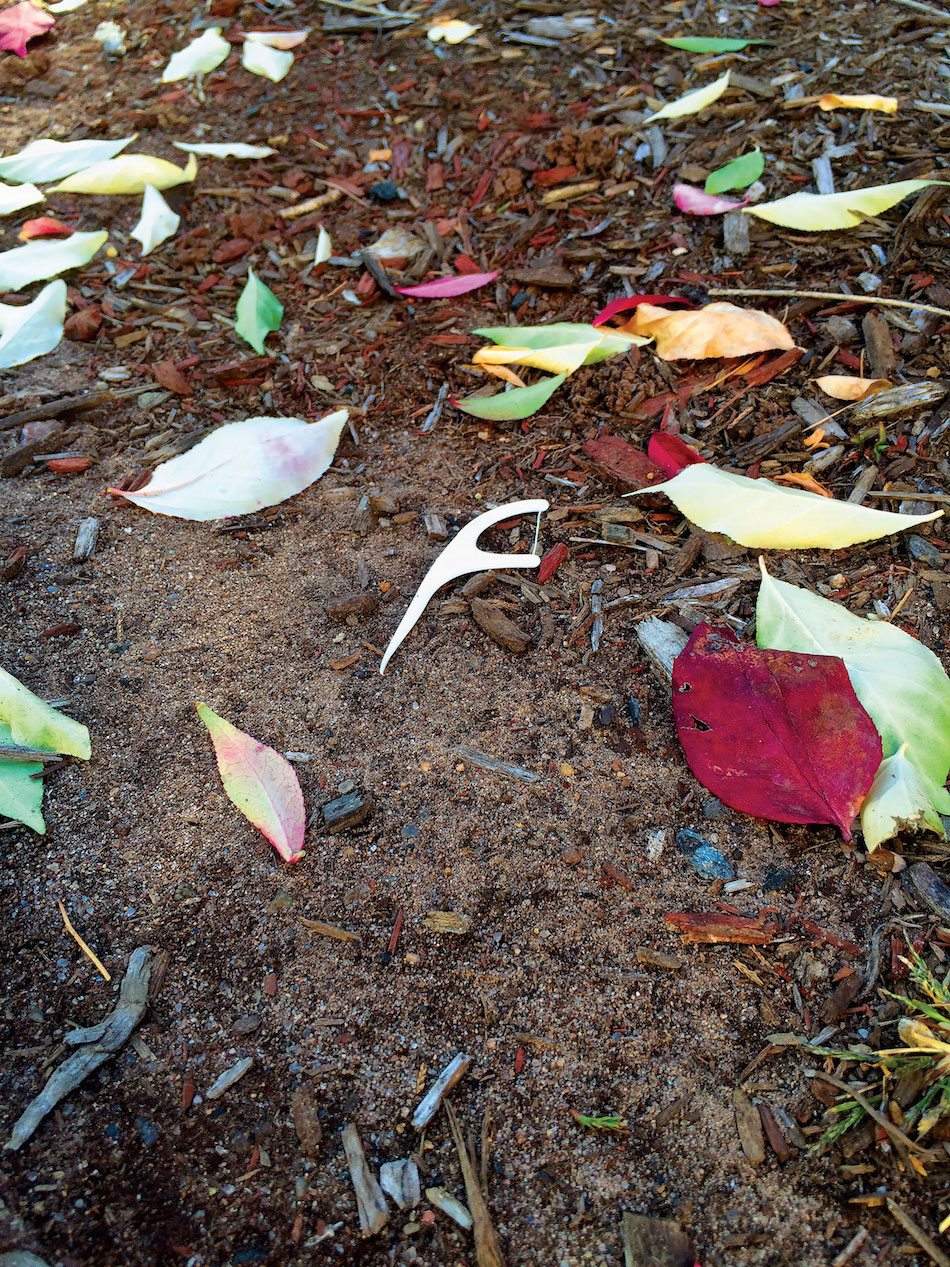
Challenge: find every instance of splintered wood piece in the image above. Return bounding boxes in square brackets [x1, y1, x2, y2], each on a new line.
[470, 599, 532, 653]
[733, 1089, 765, 1164]
[412, 1053, 472, 1128]
[906, 862, 950, 923]
[380, 1158, 421, 1210]
[341, 1123, 389, 1236]
[445, 1102, 505, 1267]
[634, 617, 688, 685]
[664, 912, 778, 945]
[621, 1213, 695, 1267]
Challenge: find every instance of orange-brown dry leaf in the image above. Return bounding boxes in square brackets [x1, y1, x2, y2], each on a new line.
[803, 427, 828, 450]
[476, 362, 527, 388]
[815, 374, 891, 401]
[622, 302, 795, 361]
[773, 471, 833, 498]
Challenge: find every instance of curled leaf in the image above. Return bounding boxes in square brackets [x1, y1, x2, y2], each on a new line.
[815, 374, 891, 401]
[0, 230, 108, 292]
[18, 216, 72, 241]
[744, 179, 948, 231]
[628, 464, 941, 548]
[673, 183, 747, 215]
[473, 331, 627, 376]
[648, 71, 731, 122]
[861, 745, 946, 852]
[172, 141, 277, 159]
[396, 270, 499, 299]
[130, 184, 180, 256]
[161, 27, 230, 81]
[197, 703, 305, 864]
[452, 373, 567, 420]
[243, 29, 309, 49]
[241, 37, 294, 82]
[235, 269, 283, 354]
[0, 279, 65, 369]
[108, 413, 347, 521]
[0, 136, 135, 184]
[0, 182, 43, 216]
[593, 294, 694, 325]
[620, 301, 794, 360]
[314, 225, 332, 264]
[648, 431, 705, 477]
[818, 93, 898, 114]
[673, 623, 881, 838]
[51, 152, 197, 195]
[704, 149, 764, 194]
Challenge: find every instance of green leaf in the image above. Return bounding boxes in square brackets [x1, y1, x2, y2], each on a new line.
[0, 722, 44, 834]
[756, 559, 950, 846]
[452, 373, 567, 421]
[0, 664, 90, 757]
[861, 745, 945, 852]
[473, 323, 643, 365]
[704, 149, 765, 195]
[660, 36, 765, 52]
[235, 269, 283, 355]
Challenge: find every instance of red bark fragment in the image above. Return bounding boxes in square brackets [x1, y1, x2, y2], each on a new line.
[664, 912, 778, 945]
[538, 543, 569, 584]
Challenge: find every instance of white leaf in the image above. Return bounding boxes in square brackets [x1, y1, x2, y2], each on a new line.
[0, 280, 65, 369]
[315, 225, 332, 264]
[0, 136, 136, 184]
[0, 231, 108, 293]
[109, 413, 349, 520]
[172, 141, 277, 159]
[162, 27, 230, 82]
[242, 29, 309, 49]
[241, 37, 294, 82]
[0, 182, 43, 216]
[131, 185, 180, 256]
[648, 71, 731, 122]
[47, 0, 87, 11]
[861, 744, 946, 852]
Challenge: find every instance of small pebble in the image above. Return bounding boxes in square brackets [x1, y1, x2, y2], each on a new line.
[401, 824, 420, 838]
[369, 180, 399, 202]
[907, 534, 943, 565]
[675, 829, 735, 881]
[762, 866, 797, 893]
[700, 796, 724, 820]
[645, 828, 665, 860]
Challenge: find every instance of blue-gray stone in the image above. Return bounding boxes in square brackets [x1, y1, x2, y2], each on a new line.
[675, 829, 734, 880]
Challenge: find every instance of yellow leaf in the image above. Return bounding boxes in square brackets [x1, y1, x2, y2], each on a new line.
[51, 152, 198, 195]
[803, 428, 828, 450]
[648, 71, 731, 122]
[818, 93, 898, 114]
[772, 471, 833, 498]
[477, 363, 527, 388]
[427, 18, 480, 44]
[744, 179, 949, 231]
[626, 464, 942, 548]
[473, 338, 603, 376]
[815, 374, 891, 401]
[622, 301, 794, 361]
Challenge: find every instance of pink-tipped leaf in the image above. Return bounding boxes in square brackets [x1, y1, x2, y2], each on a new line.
[396, 270, 499, 299]
[673, 183, 747, 216]
[197, 703, 306, 863]
[0, 1, 54, 57]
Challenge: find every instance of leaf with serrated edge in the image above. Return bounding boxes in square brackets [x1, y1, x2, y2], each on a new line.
[51, 153, 197, 195]
[861, 745, 945, 851]
[648, 71, 730, 122]
[452, 373, 566, 420]
[197, 704, 305, 863]
[235, 269, 283, 354]
[0, 136, 136, 184]
[0, 665, 90, 757]
[627, 464, 940, 548]
[744, 179, 948, 231]
[108, 413, 347, 521]
[161, 27, 229, 81]
[131, 185, 180, 256]
[756, 558, 950, 828]
[0, 279, 65, 369]
[0, 724, 44, 834]
[0, 231, 108, 293]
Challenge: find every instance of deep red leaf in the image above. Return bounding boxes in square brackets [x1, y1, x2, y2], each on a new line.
[0, 0, 54, 57]
[672, 623, 882, 839]
[648, 431, 706, 477]
[592, 294, 695, 327]
[581, 434, 665, 488]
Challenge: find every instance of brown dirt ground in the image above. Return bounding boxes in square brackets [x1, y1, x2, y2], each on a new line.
[3, 1, 950, 1264]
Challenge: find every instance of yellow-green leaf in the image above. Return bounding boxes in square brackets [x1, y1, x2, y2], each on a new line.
[51, 152, 198, 195]
[0, 665, 90, 758]
[626, 464, 941, 548]
[743, 179, 948, 231]
[452, 373, 566, 420]
[235, 269, 283, 354]
[648, 71, 731, 122]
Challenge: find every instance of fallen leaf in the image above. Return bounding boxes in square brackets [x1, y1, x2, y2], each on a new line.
[660, 36, 766, 52]
[772, 471, 832, 497]
[243, 28, 309, 49]
[815, 374, 891, 401]
[161, 27, 230, 81]
[0, 720, 44, 834]
[582, 433, 666, 487]
[51, 152, 198, 195]
[744, 179, 949, 231]
[64, 306, 102, 341]
[108, 412, 347, 520]
[0, 1, 54, 57]
[314, 225, 332, 264]
[673, 182, 747, 215]
[365, 226, 425, 258]
[452, 373, 567, 420]
[0, 663, 90, 758]
[479, 363, 526, 388]
[47, 0, 85, 11]
[473, 336, 609, 376]
[235, 269, 283, 354]
[704, 149, 764, 194]
[0, 230, 108, 292]
[241, 36, 294, 82]
[818, 93, 898, 114]
[593, 294, 694, 325]
[0, 136, 135, 184]
[620, 301, 794, 360]
[648, 71, 731, 122]
[0, 182, 43, 216]
[18, 216, 72, 241]
[629, 463, 941, 547]
[756, 559, 950, 845]
[172, 141, 277, 159]
[0, 279, 65, 369]
[197, 703, 305, 864]
[861, 744, 945, 851]
[673, 623, 881, 837]
[474, 321, 647, 365]
[396, 270, 499, 299]
[152, 359, 191, 394]
[427, 18, 480, 43]
[131, 184, 180, 256]
[648, 431, 705, 477]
